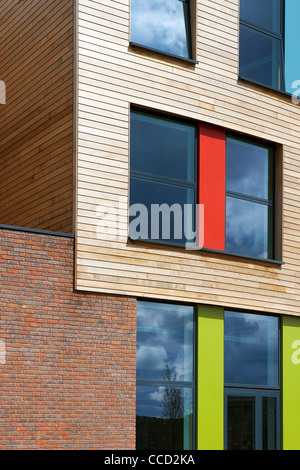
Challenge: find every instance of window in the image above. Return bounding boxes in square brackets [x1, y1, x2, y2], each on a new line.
[130, 109, 197, 247]
[225, 135, 275, 260]
[130, 0, 193, 60]
[224, 311, 281, 450]
[130, 110, 279, 261]
[239, 0, 300, 94]
[136, 301, 195, 450]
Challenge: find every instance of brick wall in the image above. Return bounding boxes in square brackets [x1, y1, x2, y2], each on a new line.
[0, 227, 136, 449]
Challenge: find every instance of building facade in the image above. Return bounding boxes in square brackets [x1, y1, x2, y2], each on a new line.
[1, 0, 300, 450]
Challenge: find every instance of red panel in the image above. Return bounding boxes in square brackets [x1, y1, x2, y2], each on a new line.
[198, 123, 226, 251]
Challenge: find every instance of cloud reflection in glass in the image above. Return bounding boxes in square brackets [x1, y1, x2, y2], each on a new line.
[224, 311, 279, 387]
[131, 0, 191, 59]
[225, 136, 274, 259]
[137, 301, 194, 382]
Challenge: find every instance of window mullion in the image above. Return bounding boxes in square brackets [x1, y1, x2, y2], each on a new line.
[137, 379, 195, 388]
[240, 19, 283, 40]
[226, 190, 273, 207]
[256, 394, 262, 450]
[131, 171, 197, 190]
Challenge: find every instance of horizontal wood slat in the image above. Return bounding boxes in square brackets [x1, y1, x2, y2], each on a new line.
[0, 0, 74, 233]
[75, 0, 300, 316]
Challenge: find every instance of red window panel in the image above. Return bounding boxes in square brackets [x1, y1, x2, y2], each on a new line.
[198, 123, 226, 251]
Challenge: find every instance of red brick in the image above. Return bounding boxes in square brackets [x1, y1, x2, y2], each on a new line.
[0, 228, 136, 450]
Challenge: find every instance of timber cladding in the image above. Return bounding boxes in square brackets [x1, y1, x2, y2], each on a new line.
[0, 0, 74, 233]
[75, 0, 300, 316]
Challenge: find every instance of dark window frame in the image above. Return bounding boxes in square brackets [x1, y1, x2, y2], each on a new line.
[136, 300, 196, 450]
[130, 0, 196, 64]
[239, 0, 294, 94]
[224, 310, 281, 390]
[224, 309, 281, 450]
[129, 108, 198, 248]
[129, 108, 281, 263]
[225, 133, 276, 261]
[224, 388, 281, 450]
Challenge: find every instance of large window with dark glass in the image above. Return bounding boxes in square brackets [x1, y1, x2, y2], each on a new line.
[130, 0, 192, 60]
[136, 301, 195, 450]
[130, 109, 197, 247]
[239, 0, 300, 94]
[225, 135, 275, 260]
[224, 311, 281, 450]
[130, 109, 278, 260]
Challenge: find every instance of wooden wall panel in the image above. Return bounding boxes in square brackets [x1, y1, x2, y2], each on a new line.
[75, 0, 300, 316]
[0, 0, 74, 233]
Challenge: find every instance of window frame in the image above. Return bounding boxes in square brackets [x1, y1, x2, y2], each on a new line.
[238, 0, 298, 96]
[129, 0, 197, 64]
[129, 108, 198, 248]
[224, 309, 281, 450]
[225, 133, 276, 261]
[136, 300, 196, 450]
[224, 388, 281, 450]
[224, 310, 281, 390]
[129, 108, 282, 264]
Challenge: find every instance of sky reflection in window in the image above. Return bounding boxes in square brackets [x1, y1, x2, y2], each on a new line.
[226, 137, 272, 200]
[224, 311, 279, 387]
[131, 0, 191, 59]
[136, 301, 194, 382]
[225, 196, 270, 259]
[225, 136, 273, 260]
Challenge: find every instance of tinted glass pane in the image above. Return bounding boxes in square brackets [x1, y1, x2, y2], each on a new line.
[131, 112, 196, 183]
[136, 385, 194, 450]
[131, 0, 191, 58]
[227, 396, 254, 450]
[240, 0, 281, 34]
[240, 25, 283, 90]
[130, 178, 196, 245]
[225, 196, 272, 259]
[284, 0, 300, 94]
[136, 302, 194, 382]
[226, 137, 273, 200]
[224, 311, 279, 387]
[263, 397, 277, 450]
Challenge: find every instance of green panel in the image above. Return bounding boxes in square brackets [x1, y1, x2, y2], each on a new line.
[197, 305, 224, 450]
[282, 315, 300, 450]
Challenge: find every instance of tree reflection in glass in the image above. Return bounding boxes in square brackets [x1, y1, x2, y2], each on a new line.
[136, 301, 194, 450]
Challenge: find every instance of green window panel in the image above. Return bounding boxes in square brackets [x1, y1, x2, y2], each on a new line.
[282, 315, 300, 450]
[197, 305, 224, 450]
